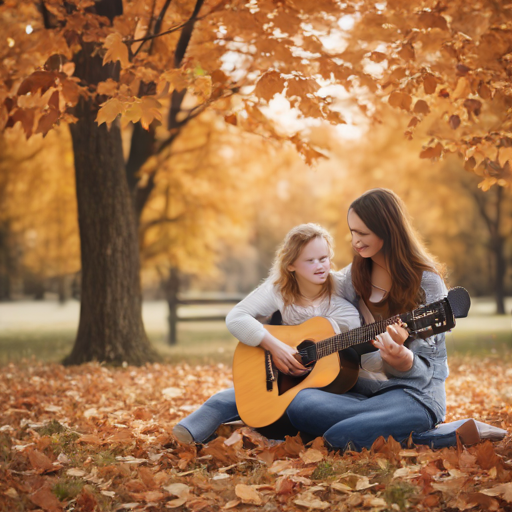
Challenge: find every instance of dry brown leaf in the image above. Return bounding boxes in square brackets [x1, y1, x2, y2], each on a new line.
[28, 449, 54, 473]
[222, 500, 240, 509]
[30, 487, 63, 512]
[294, 492, 330, 510]
[235, 484, 263, 505]
[165, 498, 188, 508]
[480, 482, 512, 502]
[163, 483, 190, 499]
[300, 448, 324, 464]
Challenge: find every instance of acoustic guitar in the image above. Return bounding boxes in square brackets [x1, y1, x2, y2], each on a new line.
[233, 287, 471, 428]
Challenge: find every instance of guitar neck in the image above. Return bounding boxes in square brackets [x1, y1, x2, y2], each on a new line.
[315, 314, 402, 359]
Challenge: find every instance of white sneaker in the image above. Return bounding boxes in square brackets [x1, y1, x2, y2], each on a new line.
[173, 424, 194, 444]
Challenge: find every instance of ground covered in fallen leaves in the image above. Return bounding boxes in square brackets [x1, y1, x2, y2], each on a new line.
[1, 356, 512, 511]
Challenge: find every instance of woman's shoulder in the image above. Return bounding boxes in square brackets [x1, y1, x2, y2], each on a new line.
[331, 265, 357, 304]
[420, 270, 448, 302]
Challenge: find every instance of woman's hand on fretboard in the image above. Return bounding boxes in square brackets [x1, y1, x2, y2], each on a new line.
[372, 324, 413, 372]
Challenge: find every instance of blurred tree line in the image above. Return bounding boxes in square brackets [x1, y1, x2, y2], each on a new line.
[1, 106, 510, 314]
[2, 0, 512, 365]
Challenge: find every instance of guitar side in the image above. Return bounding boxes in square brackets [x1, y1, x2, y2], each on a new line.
[233, 317, 355, 428]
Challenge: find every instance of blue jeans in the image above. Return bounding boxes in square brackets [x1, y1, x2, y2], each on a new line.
[286, 388, 435, 451]
[177, 387, 460, 450]
[412, 419, 473, 449]
[178, 388, 240, 443]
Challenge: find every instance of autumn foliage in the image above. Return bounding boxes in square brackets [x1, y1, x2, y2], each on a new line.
[2, 0, 512, 187]
[1, 356, 511, 511]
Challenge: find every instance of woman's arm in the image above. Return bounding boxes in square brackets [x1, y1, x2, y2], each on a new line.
[379, 271, 449, 378]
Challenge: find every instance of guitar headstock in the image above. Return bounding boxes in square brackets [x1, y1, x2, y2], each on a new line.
[447, 287, 471, 319]
[401, 287, 470, 336]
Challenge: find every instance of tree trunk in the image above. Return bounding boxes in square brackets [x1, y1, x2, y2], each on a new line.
[493, 186, 506, 315]
[164, 267, 180, 345]
[63, 41, 156, 365]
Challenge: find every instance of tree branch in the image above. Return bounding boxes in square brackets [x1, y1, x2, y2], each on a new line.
[131, 21, 186, 43]
[141, 214, 185, 233]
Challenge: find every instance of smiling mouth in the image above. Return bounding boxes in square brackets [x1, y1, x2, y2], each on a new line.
[355, 246, 367, 252]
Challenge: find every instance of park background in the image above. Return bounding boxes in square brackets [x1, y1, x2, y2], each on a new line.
[1, 1, 512, 511]
[1, 101, 511, 365]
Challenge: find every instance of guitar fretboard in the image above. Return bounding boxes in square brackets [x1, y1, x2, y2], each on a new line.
[315, 315, 402, 359]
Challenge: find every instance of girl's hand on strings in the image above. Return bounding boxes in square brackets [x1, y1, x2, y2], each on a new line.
[260, 333, 310, 376]
[372, 324, 413, 371]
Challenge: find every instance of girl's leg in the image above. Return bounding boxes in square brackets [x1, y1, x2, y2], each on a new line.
[174, 388, 240, 444]
[287, 388, 433, 450]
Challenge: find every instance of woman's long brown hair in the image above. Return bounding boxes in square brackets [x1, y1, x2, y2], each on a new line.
[350, 188, 445, 315]
[271, 223, 335, 308]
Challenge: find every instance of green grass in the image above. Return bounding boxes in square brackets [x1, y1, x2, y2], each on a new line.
[52, 477, 84, 501]
[445, 330, 512, 356]
[0, 320, 510, 367]
[0, 322, 238, 366]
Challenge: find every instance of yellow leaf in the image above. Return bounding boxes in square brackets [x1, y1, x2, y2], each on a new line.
[159, 70, 189, 95]
[121, 100, 143, 128]
[423, 74, 437, 94]
[255, 70, 285, 102]
[103, 32, 129, 69]
[452, 77, 470, 101]
[191, 76, 212, 102]
[140, 97, 162, 130]
[96, 97, 125, 128]
[413, 99, 430, 115]
[478, 178, 497, 191]
[419, 142, 443, 159]
[498, 146, 512, 167]
[97, 79, 119, 96]
[388, 91, 412, 111]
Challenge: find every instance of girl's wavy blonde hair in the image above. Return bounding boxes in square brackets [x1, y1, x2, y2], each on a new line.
[270, 223, 335, 307]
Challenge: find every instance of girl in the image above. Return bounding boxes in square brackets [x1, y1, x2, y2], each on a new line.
[286, 188, 449, 451]
[172, 223, 363, 444]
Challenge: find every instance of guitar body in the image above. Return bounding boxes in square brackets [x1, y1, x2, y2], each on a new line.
[233, 317, 359, 428]
[232, 287, 471, 429]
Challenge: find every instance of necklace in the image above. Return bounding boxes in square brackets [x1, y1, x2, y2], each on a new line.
[371, 259, 391, 297]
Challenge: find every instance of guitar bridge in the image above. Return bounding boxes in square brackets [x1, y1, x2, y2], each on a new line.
[265, 350, 275, 392]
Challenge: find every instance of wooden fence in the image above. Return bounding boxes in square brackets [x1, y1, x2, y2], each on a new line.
[167, 294, 244, 344]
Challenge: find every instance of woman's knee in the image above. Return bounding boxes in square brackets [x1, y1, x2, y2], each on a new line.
[203, 388, 237, 411]
[287, 389, 324, 424]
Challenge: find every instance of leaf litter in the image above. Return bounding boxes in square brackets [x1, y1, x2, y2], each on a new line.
[0, 355, 511, 511]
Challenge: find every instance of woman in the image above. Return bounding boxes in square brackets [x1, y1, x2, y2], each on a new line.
[286, 188, 449, 451]
[173, 223, 362, 444]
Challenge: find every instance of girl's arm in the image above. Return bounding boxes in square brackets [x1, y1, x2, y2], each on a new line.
[226, 280, 309, 376]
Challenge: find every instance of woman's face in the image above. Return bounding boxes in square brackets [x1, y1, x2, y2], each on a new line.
[347, 209, 384, 260]
[288, 236, 330, 285]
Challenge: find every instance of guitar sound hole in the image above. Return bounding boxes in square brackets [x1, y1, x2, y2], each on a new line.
[277, 340, 317, 396]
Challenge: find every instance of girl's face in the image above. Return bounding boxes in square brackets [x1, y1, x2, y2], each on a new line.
[347, 209, 384, 260]
[288, 236, 330, 285]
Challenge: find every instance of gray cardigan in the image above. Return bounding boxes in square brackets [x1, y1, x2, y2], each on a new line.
[334, 265, 449, 424]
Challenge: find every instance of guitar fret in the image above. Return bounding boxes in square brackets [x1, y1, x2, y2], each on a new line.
[317, 313, 406, 359]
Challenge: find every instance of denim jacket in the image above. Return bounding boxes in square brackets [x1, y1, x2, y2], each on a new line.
[334, 265, 449, 424]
